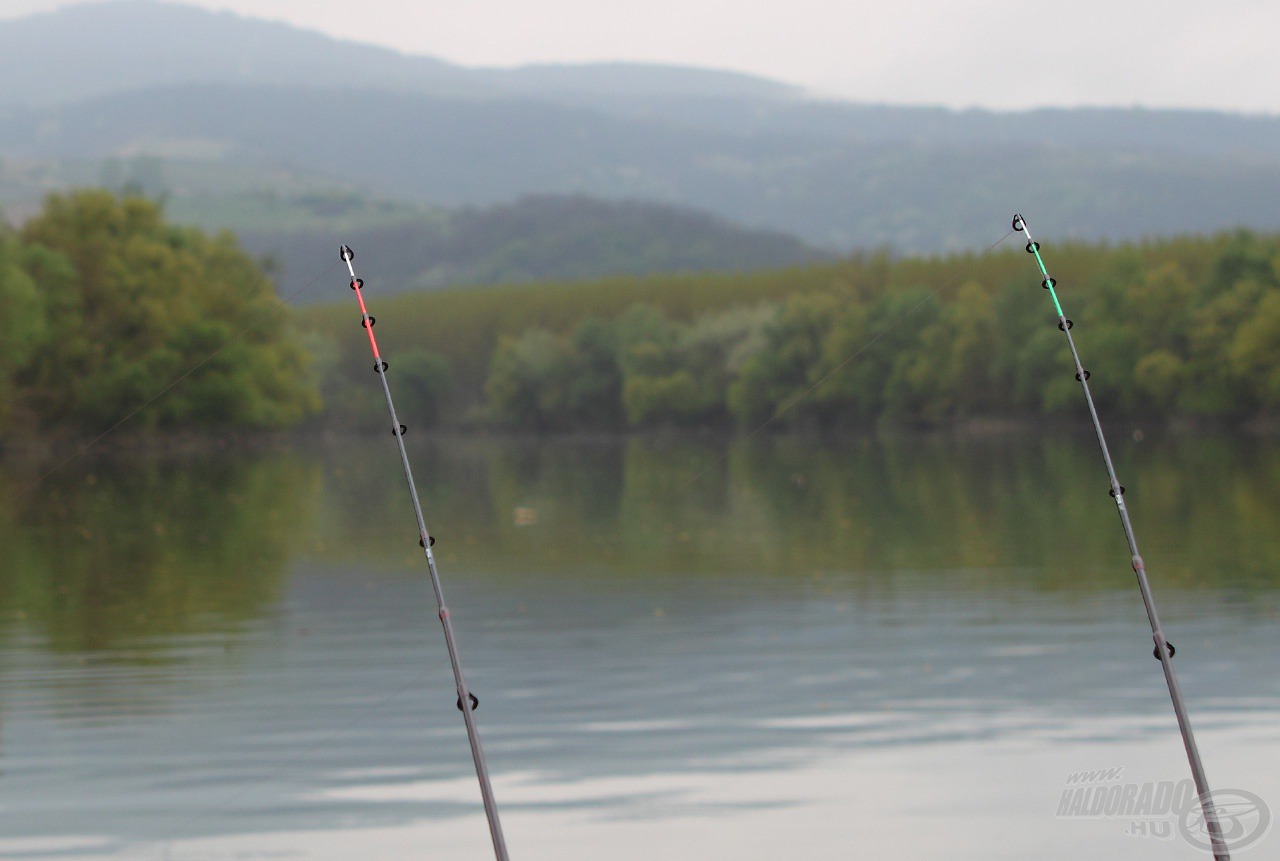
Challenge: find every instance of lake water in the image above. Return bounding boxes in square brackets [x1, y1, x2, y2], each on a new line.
[1, 432, 1278, 859]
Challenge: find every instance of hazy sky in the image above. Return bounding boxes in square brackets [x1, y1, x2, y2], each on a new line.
[4, 0, 1278, 113]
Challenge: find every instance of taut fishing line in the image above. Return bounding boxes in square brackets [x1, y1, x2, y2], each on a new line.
[1015, 214, 1231, 861]
[339, 244, 511, 861]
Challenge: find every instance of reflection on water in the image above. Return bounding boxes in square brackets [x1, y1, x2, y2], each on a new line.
[314, 431, 1280, 590]
[0, 451, 319, 652]
[0, 433, 1277, 859]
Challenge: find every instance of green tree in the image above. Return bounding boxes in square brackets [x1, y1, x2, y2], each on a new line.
[1179, 277, 1263, 417]
[884, 281, 997, 423]
[17, 191, 319, 431]
[566, 316, 624, 426]
[805, 289, 940, 425]
[485, 328, 576, 429]
[622, 370, 701, 425]
[728, 293, 839, 427]
[1134, 349, 1185, 408]
[620, 306, 769, 427]
[451, 228, 1280, 431]
[393, 349, 453, 427]
[0, 236, 51, 432]
[1229, 289, 1280, 406]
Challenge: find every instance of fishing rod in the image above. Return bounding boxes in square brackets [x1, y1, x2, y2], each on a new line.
[1013, 215, 1230, 860]
[339, 244, 510, 861]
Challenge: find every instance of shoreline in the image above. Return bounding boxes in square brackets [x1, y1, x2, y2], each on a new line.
[3, 412, 1276, 468]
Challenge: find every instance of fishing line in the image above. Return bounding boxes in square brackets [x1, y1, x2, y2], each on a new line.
[340, 244, 510, 861]
[12, 259, 342, 500]
[1014, 213, 1231, 861]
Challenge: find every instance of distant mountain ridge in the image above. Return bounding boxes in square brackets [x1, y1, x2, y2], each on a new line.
[0, 0, 793, 108]
[240, 195, 826, 301]
[6, 81, 1280, 253]
[3, 1, 1276, 156]
[1, 1, 1280, 258]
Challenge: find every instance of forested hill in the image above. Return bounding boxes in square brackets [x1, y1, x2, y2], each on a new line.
[2, 2, 1280, 255]
[238, 196, 827, 300]
[7, 81, 1280, 255]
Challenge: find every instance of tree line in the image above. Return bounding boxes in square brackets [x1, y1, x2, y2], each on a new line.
[5, 189, 1280, 438]
[475, 230, 1280, 430]
[0, 191, 319, 437]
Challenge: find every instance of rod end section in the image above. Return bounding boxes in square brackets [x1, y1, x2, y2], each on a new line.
[1012, 214, 1025, 232]
[339, 244, 354, 262]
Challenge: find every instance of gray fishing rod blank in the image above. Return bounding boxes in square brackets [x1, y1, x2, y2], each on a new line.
[1013, 215, 1230, 860]
[340, 244, 511, 861]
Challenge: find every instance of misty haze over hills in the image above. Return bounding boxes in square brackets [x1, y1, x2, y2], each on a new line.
[0, 1, 799, 107]
[2, 1, 1280, 291]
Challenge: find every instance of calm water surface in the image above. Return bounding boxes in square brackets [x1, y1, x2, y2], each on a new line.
[1, 432, 1278, 859]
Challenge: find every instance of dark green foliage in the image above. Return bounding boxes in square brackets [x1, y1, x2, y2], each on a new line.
[298, 229, 1280, 432]
[486, 329, 579, 430]
[566, 317, 625, 426]
[729, 294, 840, 427]
[0, 235, 48, 430]
[340, 229, 1280, 432]
[0, 190, 320, 435]
[483, 304, 775, 429]
[392, 350, 453, 428]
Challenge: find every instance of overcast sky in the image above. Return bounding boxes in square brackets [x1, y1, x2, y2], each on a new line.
[3, 0, 1277, 113]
